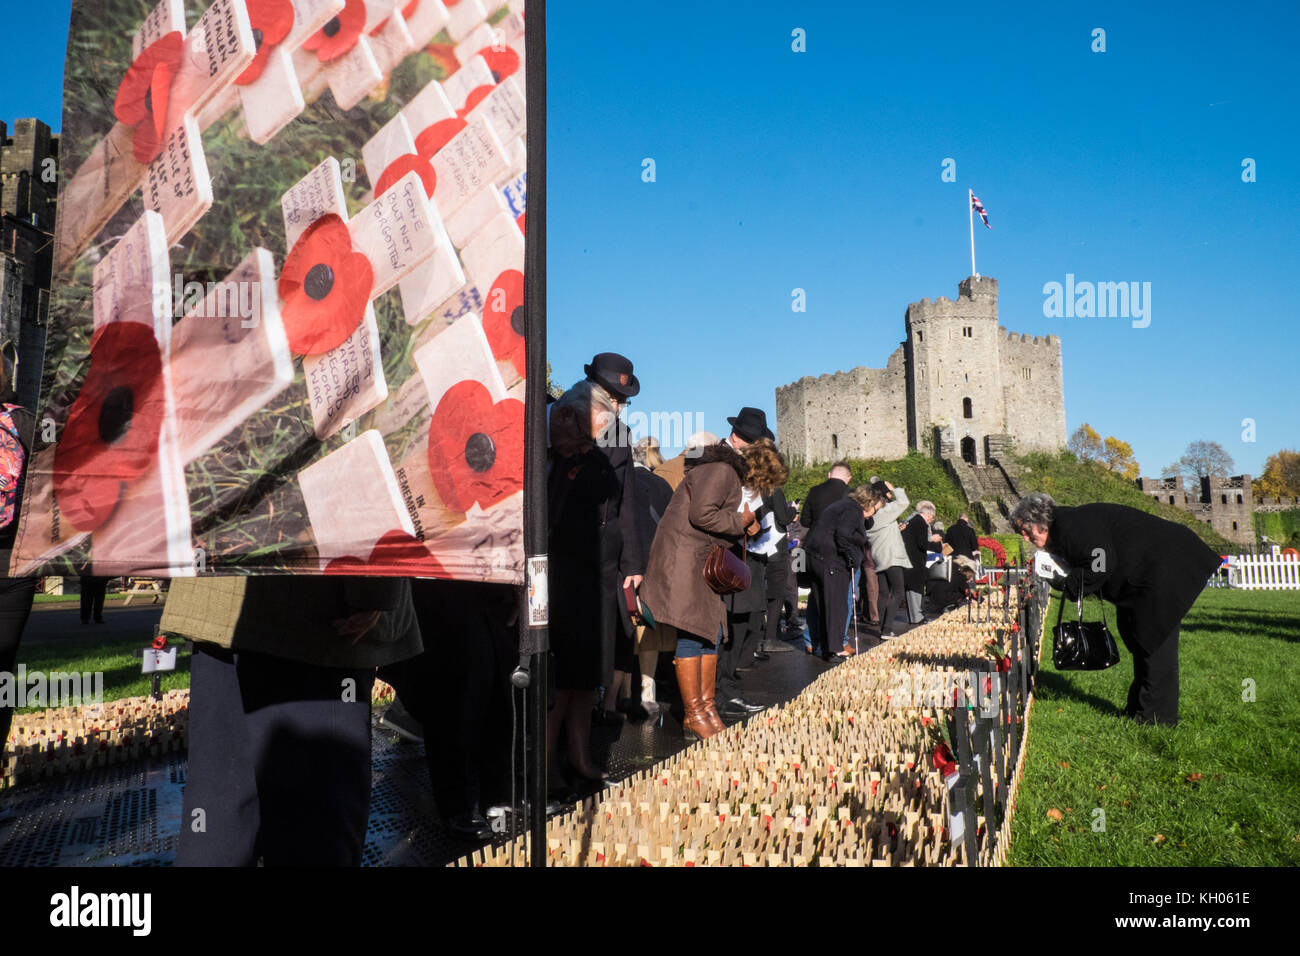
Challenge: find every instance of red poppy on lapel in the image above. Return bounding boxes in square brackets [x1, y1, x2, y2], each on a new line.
[54, 322, 167, 531]
[427, 380, 523, 513]
[278, 214, 373, 355]
[113, 31, 185, 165]
[374, 152, 436, 198]
[482, 269, 524, 377]
[303, 0, 366, 63]
[325, 529, 449, 576]
[236, 0, 295, 85]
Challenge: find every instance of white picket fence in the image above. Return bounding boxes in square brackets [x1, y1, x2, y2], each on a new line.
[1225, 553, 1300, 590]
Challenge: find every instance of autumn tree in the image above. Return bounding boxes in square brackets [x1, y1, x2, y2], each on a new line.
[1163, 440, 1236, 480]
[1101, 436, 1140, 480]
[1253, 449, 1300, 498]
[1068, 423, 1103, 463]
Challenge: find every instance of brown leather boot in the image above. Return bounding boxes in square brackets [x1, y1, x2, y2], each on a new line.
[698, 653, 727, 734]
[673, 657, 714, 741]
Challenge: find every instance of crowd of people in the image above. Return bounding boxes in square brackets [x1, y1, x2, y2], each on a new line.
[0, 348, 1222, 862]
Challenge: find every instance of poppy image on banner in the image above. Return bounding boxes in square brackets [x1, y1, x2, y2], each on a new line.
[13, 0, 530, 584]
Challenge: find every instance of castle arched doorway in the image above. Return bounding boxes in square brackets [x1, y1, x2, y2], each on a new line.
[961, 436, 976, 464]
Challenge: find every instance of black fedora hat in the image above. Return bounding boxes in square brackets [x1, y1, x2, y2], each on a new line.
[727, 407, 774, 443]
[584, 352, 640, 399]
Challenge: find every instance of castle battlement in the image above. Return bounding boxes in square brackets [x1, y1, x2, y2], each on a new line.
[777, 275, 1064, 468]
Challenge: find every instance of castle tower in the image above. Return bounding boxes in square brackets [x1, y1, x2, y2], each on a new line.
[905, 275, 1004, 465]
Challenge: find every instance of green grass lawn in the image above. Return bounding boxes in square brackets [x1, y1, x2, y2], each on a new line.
[1009, 587, 1300, 866]
[14, 636, 191, 714]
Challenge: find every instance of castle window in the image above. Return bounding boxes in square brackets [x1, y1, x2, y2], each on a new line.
[832, 434, 838, 450]
[1221, 494, 1228, 505]
[1236, 494, 1242, 504]
[962, 397, 973, 419]
[963, 327, 973, 338]
[964, 373, 968, 383]
[1169, 496, 1175, 504]
[1022, 367, 1031, 381]
[1232, 521, 1238, 530]
[917, 330, 923, 342]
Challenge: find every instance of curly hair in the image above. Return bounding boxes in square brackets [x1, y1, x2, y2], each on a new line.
[741, 438, 789, 497]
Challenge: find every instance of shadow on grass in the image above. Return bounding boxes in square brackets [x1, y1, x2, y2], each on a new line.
[1033, 668, 1126, 718]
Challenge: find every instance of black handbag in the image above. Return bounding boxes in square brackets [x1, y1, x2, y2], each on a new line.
[1052, 571, 1120, 671]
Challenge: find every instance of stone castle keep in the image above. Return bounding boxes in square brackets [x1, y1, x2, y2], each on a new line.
[777, 276, 1066, 468]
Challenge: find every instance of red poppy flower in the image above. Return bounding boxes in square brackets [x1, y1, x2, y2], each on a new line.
[413, 116, 467, 158]
[325, 529, 448, 575]
[402, 0, 419, 17]
[479, 45, 520, 83]
[375, 152, 436, 198]
[427, 380, 523, 513]
[302, 0, 366, 63]
[54, 322, 167, 532]
[113, 31, 185, 165]
[278, 213, 373, 355]
[236, 0, 295, 85]
[996, 655, 1012, 673]
[482, 269, 524, 377]
[458, 83, 494, 117]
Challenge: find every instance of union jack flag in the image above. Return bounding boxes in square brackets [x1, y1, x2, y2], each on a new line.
[971, 192, 991, 229]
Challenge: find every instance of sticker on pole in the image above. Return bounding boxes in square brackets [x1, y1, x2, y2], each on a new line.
[526, 554, 548, 627]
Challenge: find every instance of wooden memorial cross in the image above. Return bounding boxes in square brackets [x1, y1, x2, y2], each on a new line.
[55, 0, 257, 272]
[167, 247, 296, 463]
[291, 0, 395, 111]
[195, 0, 346, 144]
[11, 210, 191, 576]
[278, 156, 439, 439]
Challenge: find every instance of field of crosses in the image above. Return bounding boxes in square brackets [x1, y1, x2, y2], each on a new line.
[460, 574, 1050, 867]
[12, 0, 528, 582]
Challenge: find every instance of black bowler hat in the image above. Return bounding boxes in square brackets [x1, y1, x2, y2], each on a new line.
[727, 406, 774, 443]
[584, 352, 640, 399]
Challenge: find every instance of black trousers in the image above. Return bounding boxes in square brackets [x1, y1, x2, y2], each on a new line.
[381, 580, 516, 821]
[80, 576, 109, 623]
[178, 646, 375, 866]
[810, 558, 850, 656]
[877, 566, 905, 633]
[1115, 607, 1180, 726]
[718, 609, 761, 701]
[0, 576, 36, 746]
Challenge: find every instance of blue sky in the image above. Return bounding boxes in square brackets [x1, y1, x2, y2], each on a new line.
[4, 0, 1297, 476]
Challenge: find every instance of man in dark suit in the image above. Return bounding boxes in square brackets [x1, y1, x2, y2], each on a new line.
[799, 462, 851, 654]
[1010, 494, 1221, 726]
[945, 513, 981, 563]
[585, 353, 649, 722]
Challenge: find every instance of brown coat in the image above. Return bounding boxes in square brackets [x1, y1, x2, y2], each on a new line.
[639, 443, 747, 642]
[654, 452, 687, 491]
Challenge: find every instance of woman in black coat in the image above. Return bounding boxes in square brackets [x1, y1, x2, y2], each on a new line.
[805, 485, 883, 659]
[1010, 494, 1222, 726]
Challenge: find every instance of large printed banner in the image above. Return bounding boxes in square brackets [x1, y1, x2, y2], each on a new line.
[10, 0, 529, 581]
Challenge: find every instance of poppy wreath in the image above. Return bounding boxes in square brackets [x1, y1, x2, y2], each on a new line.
[236, 0, 294, 85]
[427, 380, 523, 513]
[113, 31, 185, 165]
[53, 322, 168, 532]
[278, 213, 373, 355]
[324, 529, 449, 576]
[302, 0, 366, 63]
[482, 269, 524, 378]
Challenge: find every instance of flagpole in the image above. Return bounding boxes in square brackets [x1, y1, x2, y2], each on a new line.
[968, 188, 977, 277]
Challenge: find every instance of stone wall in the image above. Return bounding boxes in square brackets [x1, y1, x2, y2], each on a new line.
[1136, 474, 1255, 547]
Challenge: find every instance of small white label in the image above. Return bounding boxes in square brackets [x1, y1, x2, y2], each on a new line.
[526, 554, 548, 627]
[141, 647, 178, 673]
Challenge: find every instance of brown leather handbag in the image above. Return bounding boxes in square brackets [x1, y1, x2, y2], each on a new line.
[704, 544, 751, 595]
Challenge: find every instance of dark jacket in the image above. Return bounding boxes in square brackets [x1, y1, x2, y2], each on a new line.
[1046, 503, 1222, 651]
[764, 487, 794, 601]
[596, 417, 648, 579]
[639, 443, 747, 641]
[800, 478, 847, 536]
[902, 513, 932, 592]
[633, 464, 674, 551]
[945, 518, 980, 560]
[805, 497, 868, 573]
[160, 576, 422, 669]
